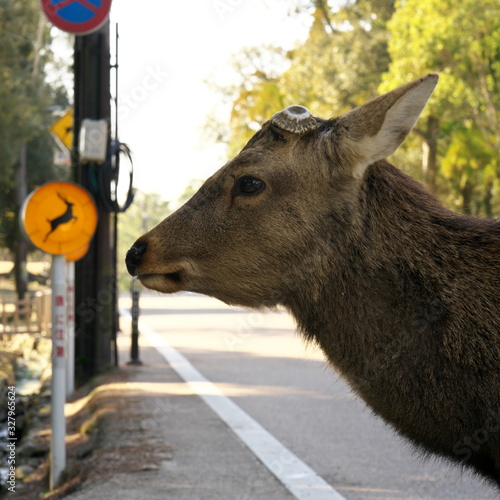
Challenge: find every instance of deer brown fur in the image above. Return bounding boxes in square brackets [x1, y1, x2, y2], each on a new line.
[126, 74, 500, 488]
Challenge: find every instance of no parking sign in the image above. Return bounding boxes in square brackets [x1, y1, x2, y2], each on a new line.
[40, 0, 113, 35]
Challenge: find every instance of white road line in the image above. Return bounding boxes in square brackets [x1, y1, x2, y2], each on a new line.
[130, 313, 346, 500]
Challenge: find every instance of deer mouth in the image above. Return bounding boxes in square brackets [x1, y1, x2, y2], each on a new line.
[164, 270, 183, 284]
[137, 265, 187, 294]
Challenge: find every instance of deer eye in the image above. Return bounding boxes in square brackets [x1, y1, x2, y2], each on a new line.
[234, 176, 265, 196]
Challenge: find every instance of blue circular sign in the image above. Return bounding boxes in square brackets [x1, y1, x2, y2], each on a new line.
[40, 0, 112, 35]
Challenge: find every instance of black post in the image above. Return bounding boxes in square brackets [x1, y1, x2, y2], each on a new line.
[128, 277, 142, 365]
[73, 21, 116, 385]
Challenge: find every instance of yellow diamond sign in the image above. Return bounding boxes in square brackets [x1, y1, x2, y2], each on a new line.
[50, 108, 73, 150]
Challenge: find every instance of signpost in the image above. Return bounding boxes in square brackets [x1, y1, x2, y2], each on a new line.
[35, 6, 120, 488]
[40, 0, 113, 36]
[50, 254, 66, 490]
[65, 260, 75, 398]
[65, 244, 89, 398]
[22, 181, 97, 489]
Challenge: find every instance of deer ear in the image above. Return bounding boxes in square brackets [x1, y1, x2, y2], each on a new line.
[335, 73, 439, 178]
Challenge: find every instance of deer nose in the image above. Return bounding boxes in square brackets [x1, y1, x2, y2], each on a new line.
[126, 242, 147, 276]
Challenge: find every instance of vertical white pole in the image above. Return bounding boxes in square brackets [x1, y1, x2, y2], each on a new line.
[66, 260, 75, 398]
[50, 254, 66, 490]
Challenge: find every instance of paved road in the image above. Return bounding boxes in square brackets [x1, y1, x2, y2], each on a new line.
[120, 292, 498, 500]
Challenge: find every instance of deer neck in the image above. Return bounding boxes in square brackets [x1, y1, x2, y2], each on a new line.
[284, 161, 451, 390]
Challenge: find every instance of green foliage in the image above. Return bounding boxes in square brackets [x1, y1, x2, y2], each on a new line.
[382, 0, 500, 214]
[217, 46, 290, 157]
[441, 125, 498, 215]
[282, 2, 393, 113]
[211, 0, 499, 216]
[222, 1, 395, 155]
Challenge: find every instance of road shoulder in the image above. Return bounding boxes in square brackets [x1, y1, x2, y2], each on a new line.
[15, 320, 294, 500]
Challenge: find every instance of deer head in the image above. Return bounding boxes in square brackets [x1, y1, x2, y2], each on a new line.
[126, 74, 439, 308]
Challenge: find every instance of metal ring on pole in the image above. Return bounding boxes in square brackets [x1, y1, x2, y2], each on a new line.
[99, 139, 136, 213]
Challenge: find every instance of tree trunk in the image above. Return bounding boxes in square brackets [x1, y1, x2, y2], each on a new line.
[482, 180, 493, 218]
[461, 179, 475, 215]
[14, 15, 44, 301]
[15, 142, 28, 301]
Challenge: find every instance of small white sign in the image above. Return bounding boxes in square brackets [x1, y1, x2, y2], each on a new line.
[79, 119, 108, 163]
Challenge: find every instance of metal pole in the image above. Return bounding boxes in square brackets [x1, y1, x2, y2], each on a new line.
[50, 255, 66, 490]
[66, 260, 75, 397]
[128, 277, 142, 365]
[73, 21, 114, 385]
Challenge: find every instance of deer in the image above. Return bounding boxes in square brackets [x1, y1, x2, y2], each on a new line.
[44, 192, 77, 242]
[126, 74, 500, 489]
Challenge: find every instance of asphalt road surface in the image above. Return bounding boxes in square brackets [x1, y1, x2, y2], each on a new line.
[120, 292, 498, 500]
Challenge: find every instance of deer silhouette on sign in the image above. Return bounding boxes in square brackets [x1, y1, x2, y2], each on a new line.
[44, 193, 77, 242]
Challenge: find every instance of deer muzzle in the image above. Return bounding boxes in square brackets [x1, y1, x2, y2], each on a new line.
[125, 240, 190, 293]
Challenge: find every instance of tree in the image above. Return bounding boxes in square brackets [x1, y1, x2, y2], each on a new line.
[441, 125, 498, 215]
[0, 0, 70, 297]
[281, 0, 394, 115]
[207, 0, 498, 216]
[382, 0, 500, 214]
[219, 1, 395, 155]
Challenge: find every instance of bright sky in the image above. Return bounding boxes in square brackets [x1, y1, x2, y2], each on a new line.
[101, 1, 312, 201]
